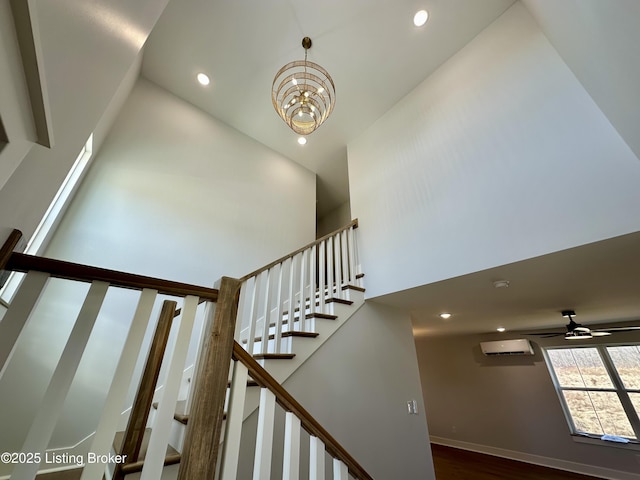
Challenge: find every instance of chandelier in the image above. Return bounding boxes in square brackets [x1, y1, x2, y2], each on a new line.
[272, 37, 336, 136]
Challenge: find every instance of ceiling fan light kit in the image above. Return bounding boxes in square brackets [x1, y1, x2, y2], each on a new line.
[526, 310, 638, 340]
[272, 37, 336, 136]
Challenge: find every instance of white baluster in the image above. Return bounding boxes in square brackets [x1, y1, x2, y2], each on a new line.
[81, 288, 158, 480]
[298, 249, 308, 331]
[273, 263, 284, 354]
[246, 275, 261, 355]
[326, 236, 334, 303]
[308, 244, 317, 319]
[259, 269, 272, 354]
[13, 280, 109, 480]
[283, 412, 301, 480]
[234, 280, 249, 341]
[253, 388, 277, 480]
[309, 436, 325, 480]
[184, 301, 216, 417]
[220, 360, 249, 480]
[318, 241, 326, 313]
[333, 458, 348, 480]
[140, 295, 198, 480]
[352, 226, 363, 287]
[0, 270, 49, 378]
[347, 226, 356, 286]
[286, 255, 296, 332]
[341, 230, 349, 291]
[333, 234, 342, 299]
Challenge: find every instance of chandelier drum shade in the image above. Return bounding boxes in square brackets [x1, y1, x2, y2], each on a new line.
[272, 37, 335, 136]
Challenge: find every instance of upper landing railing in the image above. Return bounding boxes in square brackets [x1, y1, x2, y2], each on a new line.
[236, 219, 362, 356]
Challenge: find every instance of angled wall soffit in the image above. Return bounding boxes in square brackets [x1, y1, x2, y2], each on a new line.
[9, 0, 54, 148]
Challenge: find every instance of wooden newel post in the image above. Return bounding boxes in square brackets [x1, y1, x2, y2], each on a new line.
[177, 276, 241, 480]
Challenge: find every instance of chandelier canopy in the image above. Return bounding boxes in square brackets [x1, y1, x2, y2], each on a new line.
[272, 37, 336, 136]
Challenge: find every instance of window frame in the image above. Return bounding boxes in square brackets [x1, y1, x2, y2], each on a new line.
[0, 134, 93, 305]
[543, 343, 640, 444]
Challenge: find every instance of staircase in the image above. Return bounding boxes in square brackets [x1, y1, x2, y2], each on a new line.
[0, 221, 371, 480]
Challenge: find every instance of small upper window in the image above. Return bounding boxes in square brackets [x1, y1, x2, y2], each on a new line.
[0, 134, 93, 303]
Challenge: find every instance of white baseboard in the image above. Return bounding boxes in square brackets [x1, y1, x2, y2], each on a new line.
[430, 436, 640, 480]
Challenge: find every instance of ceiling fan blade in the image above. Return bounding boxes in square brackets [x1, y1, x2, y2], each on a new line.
[592, 326, 640, 333]
[524, 332, 565, 337]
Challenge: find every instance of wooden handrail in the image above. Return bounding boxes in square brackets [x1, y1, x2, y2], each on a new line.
[5, 252, 219, 302]
[239, 219, 358, 281]
[232, 341, 374, 480]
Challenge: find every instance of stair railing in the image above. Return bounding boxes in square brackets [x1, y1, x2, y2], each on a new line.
[218, 341, 373, 480]
[0, 232, 219, 480]
[236, 219, 362, 356]
[0, 224, 374, 480]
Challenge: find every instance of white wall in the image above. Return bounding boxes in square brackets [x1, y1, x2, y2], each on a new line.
[0, 78, 316, 461]
[416, 329, 640, 479]
[316, 200, 351, 238]
[0, 0, 36, 190]
[0, 0, 170, 245]
[281, 302, 434, 479]
[522, 0, 640, 161]
[45, 78, 316, 283]
[348, 2, 640, 299]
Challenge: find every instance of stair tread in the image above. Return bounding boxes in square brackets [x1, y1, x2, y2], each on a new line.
[241, 330, 320, 344]
[253, 353, 296, 360]
[151, 403, 231, 424]
[227, 379, 259, 387]
[281, 330, 319, 338]
[113, 428, 180, 471]
[305, 312, 338, 320]
[151, 402, 189, 424]
[342, 284, 365, 292]
[121, 453, 181, 474]
[326, 297, 353, 305]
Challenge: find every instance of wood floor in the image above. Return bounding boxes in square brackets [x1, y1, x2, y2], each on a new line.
[431, 444, 602, 480]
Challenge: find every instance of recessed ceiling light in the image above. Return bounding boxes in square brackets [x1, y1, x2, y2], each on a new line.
[196, 73, 210, 86]
[297, 137, 307, 145]
[414, 9, 429, 27]
[497, 327, 506, 333]
[440, 313, 451, 319]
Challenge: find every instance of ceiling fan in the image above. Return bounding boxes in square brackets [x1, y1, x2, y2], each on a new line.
[527, 310, 640, 340]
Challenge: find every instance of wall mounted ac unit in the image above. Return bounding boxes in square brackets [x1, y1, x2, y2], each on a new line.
[480, 339, 534, 356]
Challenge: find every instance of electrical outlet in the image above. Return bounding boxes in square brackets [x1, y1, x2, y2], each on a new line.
[407, 400, 418, 415]
[451, 425, 457, 433]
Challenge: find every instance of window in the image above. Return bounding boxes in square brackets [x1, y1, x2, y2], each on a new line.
[544, 345, 640, 442]
[0, 134, 93, 304]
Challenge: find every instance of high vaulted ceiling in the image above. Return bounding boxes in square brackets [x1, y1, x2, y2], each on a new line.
[141, 0, 516, 216]
[138, 0, 640, 337]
